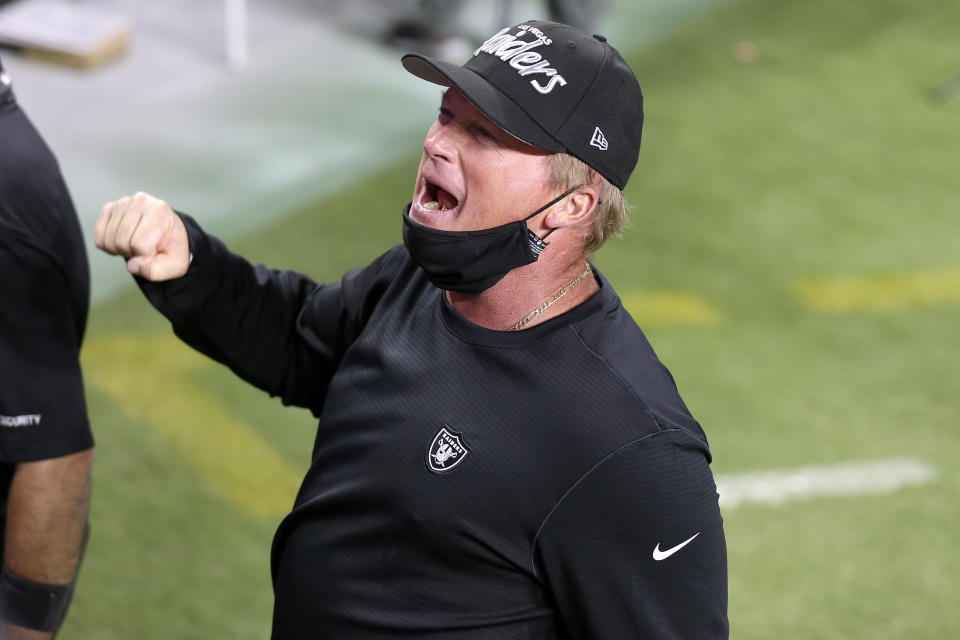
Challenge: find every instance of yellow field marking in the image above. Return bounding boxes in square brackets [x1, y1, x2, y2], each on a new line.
[83, 333, 303, 518]
[795, 267, 960, 313]
[621, 290, 722, 327]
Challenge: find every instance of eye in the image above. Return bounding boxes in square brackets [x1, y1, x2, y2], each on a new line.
[474, 125, 500, 144]
[437, 107, 453, 123]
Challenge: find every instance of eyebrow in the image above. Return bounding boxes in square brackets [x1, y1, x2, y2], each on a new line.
[436, 89, 536, 151]
[440, 89, 491, 126]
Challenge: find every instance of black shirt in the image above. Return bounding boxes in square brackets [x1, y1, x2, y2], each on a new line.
[0, 64, 93, 462]
[140, 216, 728, 639]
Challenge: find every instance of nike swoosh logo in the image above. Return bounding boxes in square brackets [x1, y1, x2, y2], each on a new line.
[652, 532, 701, 561]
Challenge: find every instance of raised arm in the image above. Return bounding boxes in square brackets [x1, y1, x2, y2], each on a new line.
[94, 193, 353, 413]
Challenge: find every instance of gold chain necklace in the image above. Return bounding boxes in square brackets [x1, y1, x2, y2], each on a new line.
[511, 263, 592, 331]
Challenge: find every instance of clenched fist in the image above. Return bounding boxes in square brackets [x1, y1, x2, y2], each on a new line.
[94, 192, 190, 281]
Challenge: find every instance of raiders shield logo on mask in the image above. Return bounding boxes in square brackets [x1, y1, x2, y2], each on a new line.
[426, 426, 470, 474]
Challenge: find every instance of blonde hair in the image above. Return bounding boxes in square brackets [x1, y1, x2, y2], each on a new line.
[548, 153, 629, 253]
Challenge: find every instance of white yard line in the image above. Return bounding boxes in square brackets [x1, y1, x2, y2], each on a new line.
[716, 458, 936, 510]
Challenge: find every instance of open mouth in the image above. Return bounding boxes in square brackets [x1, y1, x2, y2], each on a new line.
[421, 178, 460, 212]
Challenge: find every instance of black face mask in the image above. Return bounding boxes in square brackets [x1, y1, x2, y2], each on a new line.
[401, 185, 580, 293]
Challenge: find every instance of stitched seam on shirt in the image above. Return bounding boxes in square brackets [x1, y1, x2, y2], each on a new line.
[570, 323, 709, 448]
[436, 300, 568, 351]
[529, 428, 688, 579]
[569, 323, 669, 431]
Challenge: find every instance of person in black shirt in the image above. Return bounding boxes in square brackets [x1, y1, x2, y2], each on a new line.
[0, 57, 95, 639]
[94, 21, 728, 639]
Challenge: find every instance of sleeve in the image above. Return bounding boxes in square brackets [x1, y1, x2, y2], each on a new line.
[0, 233, 93, 463]
[137, 214, 397, 415]
[533, 430, 728, 639]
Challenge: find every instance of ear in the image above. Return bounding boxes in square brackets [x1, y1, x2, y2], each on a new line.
[544, 184, 601, 229]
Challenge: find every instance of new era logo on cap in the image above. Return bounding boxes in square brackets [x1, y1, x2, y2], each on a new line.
[590, 127, 608, 151]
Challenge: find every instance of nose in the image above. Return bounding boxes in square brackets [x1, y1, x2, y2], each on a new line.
[423, 120, 458, 162]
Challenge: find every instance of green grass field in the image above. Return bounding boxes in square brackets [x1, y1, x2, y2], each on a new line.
[65, 0, 959, 637]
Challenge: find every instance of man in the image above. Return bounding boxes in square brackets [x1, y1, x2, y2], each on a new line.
[95, 21, 728, 638]
[0, 57, 95, 639]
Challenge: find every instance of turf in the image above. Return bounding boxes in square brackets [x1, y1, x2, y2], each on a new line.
[65, 0, 959, 637]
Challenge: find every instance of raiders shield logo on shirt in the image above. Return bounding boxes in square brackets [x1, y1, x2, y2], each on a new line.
[426, 426, 470, 474]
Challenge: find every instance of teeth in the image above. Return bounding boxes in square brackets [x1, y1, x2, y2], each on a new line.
[437, 188, 458, 211]
[423, 201, 441, 211]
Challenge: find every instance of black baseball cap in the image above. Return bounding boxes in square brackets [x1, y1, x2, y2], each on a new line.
[402, 20, 643, 190]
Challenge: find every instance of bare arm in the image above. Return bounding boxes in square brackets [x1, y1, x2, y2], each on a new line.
[1, 448, 94, 640]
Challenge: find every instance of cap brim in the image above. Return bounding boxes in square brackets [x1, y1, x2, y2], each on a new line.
[402, 53, 566, 154]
